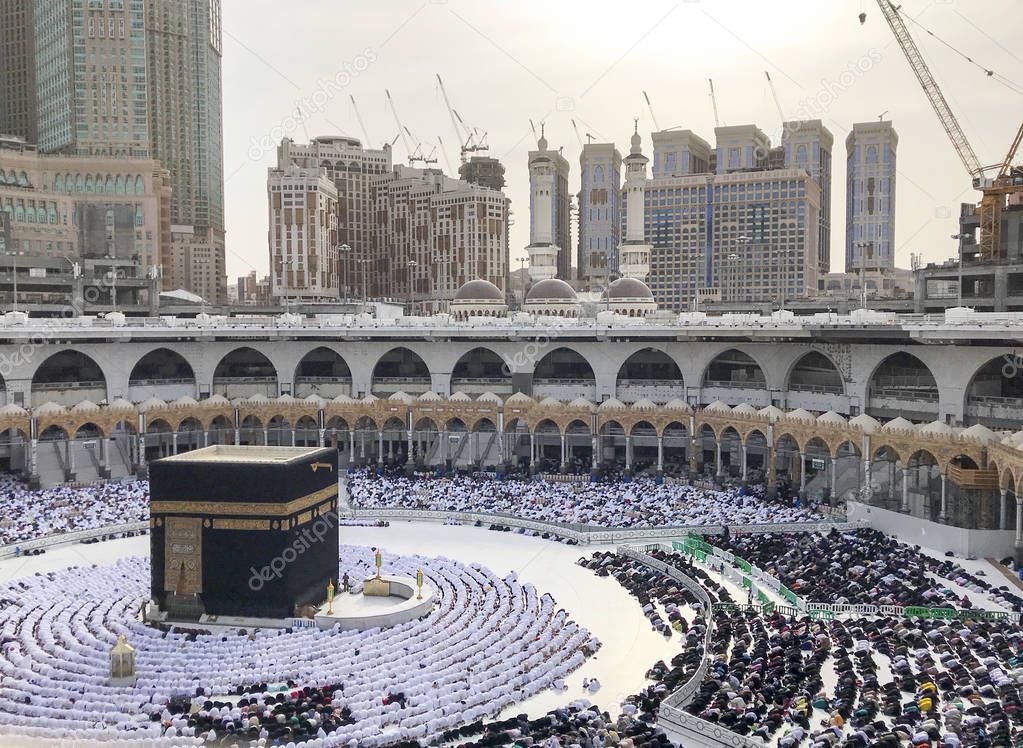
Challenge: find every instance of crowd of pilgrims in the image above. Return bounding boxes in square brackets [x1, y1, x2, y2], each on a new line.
[580, 547, 1023, 748]
[348, 469, 820, 528]
[0, 467, 822, 548]
[714, 529, 1023, 613]
[0, 547, 600, 746]
[0, 474, 149, 545]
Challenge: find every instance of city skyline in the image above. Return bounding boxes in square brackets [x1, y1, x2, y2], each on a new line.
[219, 0, 1021, 281]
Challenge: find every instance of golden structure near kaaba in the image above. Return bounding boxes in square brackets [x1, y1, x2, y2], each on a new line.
[363, 548, 390, 597]
[148, 445, 340, 621]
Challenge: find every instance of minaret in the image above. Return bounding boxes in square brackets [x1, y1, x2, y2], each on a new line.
[525, 126, 560, 283]
[619, 120, 651, 281]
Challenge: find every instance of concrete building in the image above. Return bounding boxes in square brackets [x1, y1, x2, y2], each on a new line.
[458, 155, 505, 192]
[577, 142, 621, 289]
[8, 0, 226, 303]
[267, 164, 338, 301]
[714, 124, 771, 173]
[0, 0, 36, 143]
[525, 130, 571, 282]
[276, 136, 392, 301]
[915, 201, 1023, 312]
[650, 130, 712, 179]
[144, 0, 227, 305]
[781, 120, 833, 274]
[0, 135, 170, 273]
[643, 167, 820, 311]
[846, 120, 897, 273]
[273, 138, 508, 312]
[377, 165, 509, 312]
[32, 0, 150, 158]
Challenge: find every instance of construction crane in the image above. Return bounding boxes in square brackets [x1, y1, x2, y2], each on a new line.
[764, 71, 785, 124]
[872, 0, 1023, 259]
[349, 95, 372, 148]
[385, 89, 414, 164]
[385, 89, 436, 167]
[642, 91, 661, 132]
[436, 74, 487, 164]
[708, 79, 721, 127]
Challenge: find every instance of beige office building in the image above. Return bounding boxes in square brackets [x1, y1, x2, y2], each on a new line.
[267, 164, 339, 300]
[0, 135, 170, 269]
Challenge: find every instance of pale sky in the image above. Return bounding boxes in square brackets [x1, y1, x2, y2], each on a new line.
[221, 0, 1022, 281]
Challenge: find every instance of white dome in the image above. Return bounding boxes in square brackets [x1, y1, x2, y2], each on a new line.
[206, 394, 231, 405]
[882, 416, 916, 433]
[538, 396, 562, 408]
[388, 391, 415, 404]
[138, 397, 166, 412]
[758, 405, 785, 423]
[816, 410, 847, 426]
[246, 393, 270, 404]
[664, 398, 692, 412]
[173, 395, 199, 406]
[417, 391, 442, 402]
[505, 392, 534, 406]
[731, 403, 757, 415]
[569, 397, 594, 410]
[332, 394, 357, 404]
[476, 392, 502, 404]
[35, 401, 67, 415]
[961, 423, 996, 444]
[631, 398, 657, 411]
[447, 392, 472, 402]
[0, 403, 27, 416]
[918, 420, 955, 437]
[108, 397, 135, 411]
[704, 400, 731, 413]
[70, 400, 99, 412]
[785, 408, 814, 422]
[849, 414, 881, 433]
[598, 397, 627, 411]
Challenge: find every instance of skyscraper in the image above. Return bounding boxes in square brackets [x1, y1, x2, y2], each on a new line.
[0, 0, 36, 143]
[32, 0, 150, 158]
[782, 120, 833, 274]
[846, 120, 897, 273]
[577, 142, 621, 289]
[10, 0, 227, 302]
[145, 0, 226, 303]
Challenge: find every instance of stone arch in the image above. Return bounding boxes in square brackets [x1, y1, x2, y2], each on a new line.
[786, 351, 845, 395]
[964, 354, 1023, 429]
[207, 415, 234, 445]
[213, 347, 278, 398]
[616, 348, 684, 404]
[372, 347, 431, 397]
[701, 349, 768, 406]
[129, 348, 196, 401]
[31, 350, 108, 407]
[533, 347, 596, 401]
[451, 347, 510, 397]
[866, 352, 938, 422]
[294, 347, 352, 399]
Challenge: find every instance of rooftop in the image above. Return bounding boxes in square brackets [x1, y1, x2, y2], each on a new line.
[156, 445, 329, 465]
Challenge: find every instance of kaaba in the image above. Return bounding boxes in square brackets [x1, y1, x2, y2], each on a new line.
[149, 445, 339, 620]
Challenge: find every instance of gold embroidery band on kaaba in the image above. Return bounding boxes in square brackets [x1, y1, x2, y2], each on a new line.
[151, 485, 339, 517]
[212, 518, 272, 531]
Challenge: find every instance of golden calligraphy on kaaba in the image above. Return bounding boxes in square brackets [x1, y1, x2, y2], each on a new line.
[164, 516, 202, 594]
